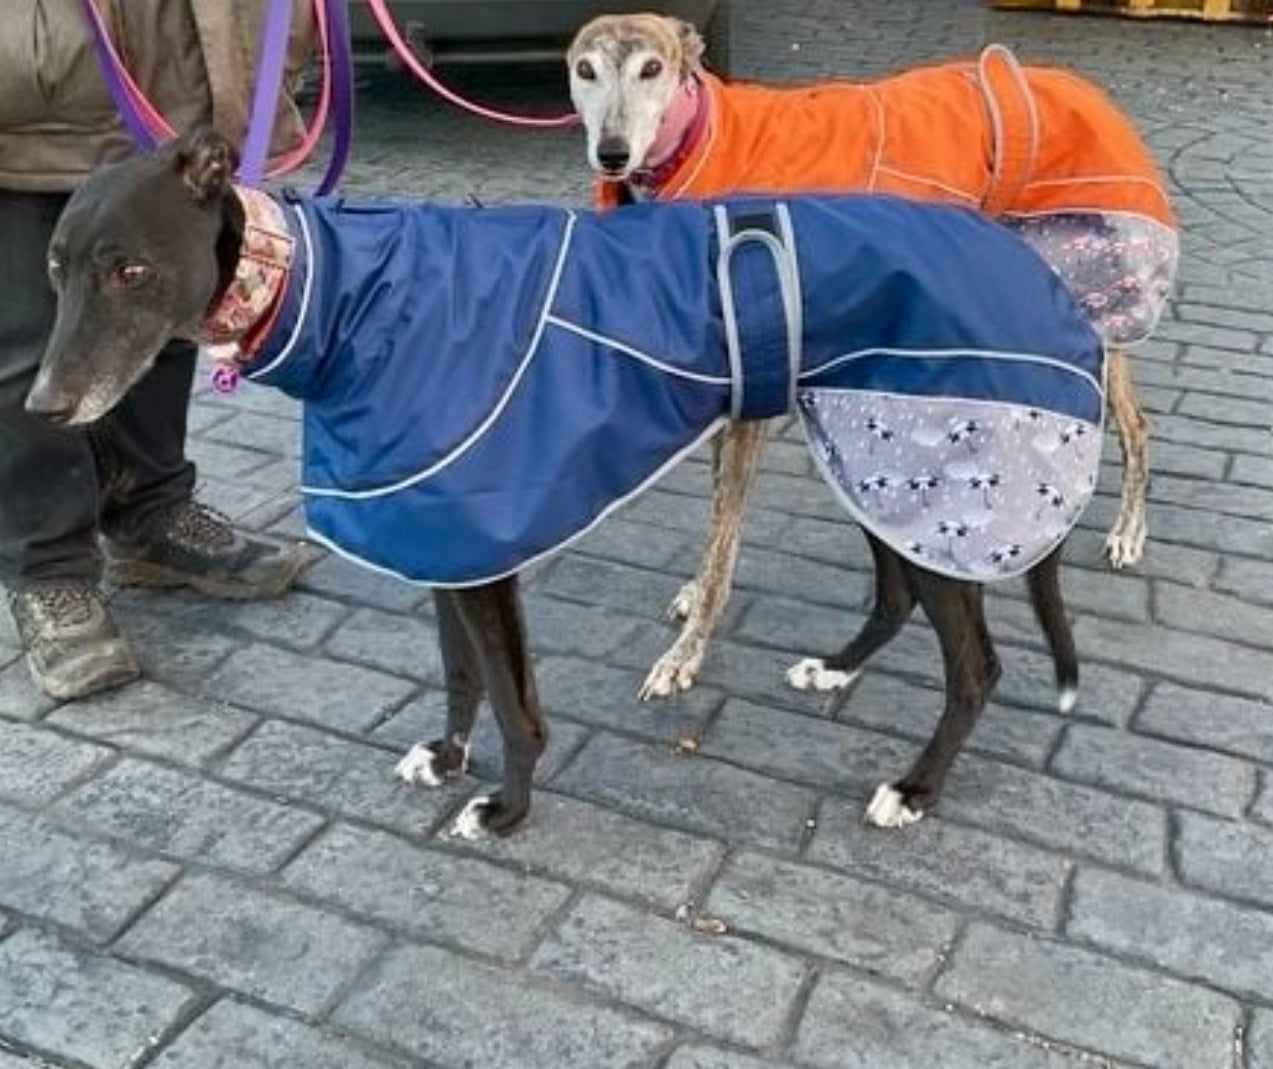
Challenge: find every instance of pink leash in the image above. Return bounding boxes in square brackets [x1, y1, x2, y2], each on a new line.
[362, 0, 579, 129]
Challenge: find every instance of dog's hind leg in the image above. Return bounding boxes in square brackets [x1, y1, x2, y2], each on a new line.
[1103, 348, 1150, 569]
[1026, 544, 1078, 713]
[395, 590, 485, 788]
[865, 570, 1001, 829]
[446, 576, 547, 839]
[787, 532, 915, 697]
[640, 419, 768, 700]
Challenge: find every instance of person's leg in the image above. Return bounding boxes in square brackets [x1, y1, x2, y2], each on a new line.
[0, 189, 138, 699]
[98, 340, 307, 600]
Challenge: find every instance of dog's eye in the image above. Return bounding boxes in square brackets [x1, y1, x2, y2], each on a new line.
[575, 59, 596, 81]
[639, 58, 663, 79]
[111, 262, 152, 288]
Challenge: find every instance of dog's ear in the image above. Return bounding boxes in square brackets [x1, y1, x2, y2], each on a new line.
[172, 128, 239, 204]
[674, 19, 705, 74]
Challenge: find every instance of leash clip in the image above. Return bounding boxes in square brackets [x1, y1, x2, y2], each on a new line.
[206, 343, 243, 394]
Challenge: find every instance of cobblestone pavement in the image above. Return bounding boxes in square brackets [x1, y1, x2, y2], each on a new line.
[3, 2, 1273, 1067]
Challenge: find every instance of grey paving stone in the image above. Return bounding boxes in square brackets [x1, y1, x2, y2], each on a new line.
[0, 660, 58, 723]
[1064, 526, 1218, 587]
[297, 555, 426, 613]
[1154, 581, 1273, 649]
[371, 686, 590, 785]
[535, 655, 723, 741]
[1215, 555, 1273, 608]
[1175, 811, 1273, 910]
[322, 608, 443, 682]
[521, 593, 649, 658]
[0, 722, 113, 806]
[993, 647, 1145, 727]
[701, 697, 916, 796]
[0, 806, 177, 943]
[1069, 866, 1273, 1002]
[118, 872, 385, 1014]
[47, 682, 256, 767]
[795, 970, 1103, 1069]
[665, 1047, 797, 1069]
[531, 894, 806, 1048]
[220, 719, 456, 834]
[1252, 1012, 1273, 1069]
[151, 999, 405, 1069]
[539, 553, 690, 619]
[936, 923, 1240, 1069]
[808, 805, 1071, 928]
[198, 643, 417, 732]
[553, 732, 817, 851]
[567, 514, 696, 571]
[453, 790, 722, 911]
[826, 673, 1063, 768]
[940, 756, 1167, 874]
[0, 927, 195, 1069]
[334, 941, 671, 1069]
[705, 850, 957, 982]
[1051, 724, 1256, 818]
[201, 411, 301, 457]
[55, 758, 323, 874]
[185, 437, 276, 481]
[148, 590, 351, 651]
[111, 610, 243, 690]
[282, 823, 571, 960]
[1075, 615, 1273, 701]
[1257, 780, 1273, 826]
[1137, 682, 1273, 763]
[1121, 499, 1273, 560]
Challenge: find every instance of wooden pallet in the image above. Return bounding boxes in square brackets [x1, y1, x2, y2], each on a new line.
[988, 0, 1273, 21]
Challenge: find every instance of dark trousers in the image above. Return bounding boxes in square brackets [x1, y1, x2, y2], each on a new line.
[0, 189, 197, 589]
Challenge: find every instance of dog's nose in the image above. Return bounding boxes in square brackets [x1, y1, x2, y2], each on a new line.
[596, 138, 631, 173]
[24, 387, 76, 424]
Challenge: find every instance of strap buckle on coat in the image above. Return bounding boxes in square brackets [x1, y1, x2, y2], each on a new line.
[714, 202, 804, 422]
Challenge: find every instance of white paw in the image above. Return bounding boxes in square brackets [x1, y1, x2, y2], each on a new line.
[864, 784, 924, 829]
[448, 795, 494, 840]
[639, 642, 705, 701]
[394, 743, 444, 787]
[786, 658, 859, 693]
[1057, 684, 1078, 714]
[1103, 521, 1145, 569]
[668, 580, 700, 621]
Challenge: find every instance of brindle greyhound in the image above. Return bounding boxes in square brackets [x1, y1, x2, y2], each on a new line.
[27, 129, 1096, 836]
[567, 15, 1175, 703]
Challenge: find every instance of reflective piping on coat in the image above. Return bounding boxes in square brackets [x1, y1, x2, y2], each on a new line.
[543, 315, 731, 386]
[304, 416, 731, 587]
[800, 345, 1105, 402]
[300, 210, 579, 500]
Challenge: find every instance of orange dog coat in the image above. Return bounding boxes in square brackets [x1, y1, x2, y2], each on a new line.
[598, 46, 1177, 346]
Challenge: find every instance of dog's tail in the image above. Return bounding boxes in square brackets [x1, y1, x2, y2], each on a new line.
[1026, 546, 1078, 714]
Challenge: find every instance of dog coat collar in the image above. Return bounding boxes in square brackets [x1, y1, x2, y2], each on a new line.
[630, 77, 709, 192]
[201, 186, 295, 361]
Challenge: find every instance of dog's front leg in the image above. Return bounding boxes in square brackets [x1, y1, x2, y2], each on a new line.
[641, 419, 768, 699]
[395, 591, 485, 788]
[446, 577, 547, 839]
[1103, 348, 1150, 568]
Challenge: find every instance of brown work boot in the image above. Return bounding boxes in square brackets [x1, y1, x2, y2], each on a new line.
[106, 500, 306, 600]
[9, 582, 140, 701]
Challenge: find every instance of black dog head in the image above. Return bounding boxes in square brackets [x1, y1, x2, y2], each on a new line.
[27, 128, 244, 425]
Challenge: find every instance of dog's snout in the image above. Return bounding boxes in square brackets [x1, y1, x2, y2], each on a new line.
[24, 384, 76, 425]
[596, 137, 631, 174]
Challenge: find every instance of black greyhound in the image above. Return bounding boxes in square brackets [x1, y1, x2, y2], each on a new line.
[27, 129, 1095, 837]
